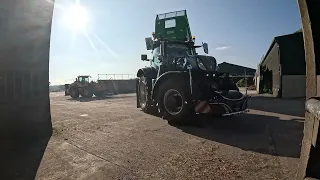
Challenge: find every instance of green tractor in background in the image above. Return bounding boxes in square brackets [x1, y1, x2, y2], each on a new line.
[65, 75, 110, 99]
[136, 10, 249, 124]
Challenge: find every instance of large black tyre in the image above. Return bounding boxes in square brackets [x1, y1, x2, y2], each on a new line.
[138, 76, 154, 113]
[157, 77, 193, 124]
[69, 87, 79, 99]
[230, 82, 239, 91]
[81, 87, 93, 98]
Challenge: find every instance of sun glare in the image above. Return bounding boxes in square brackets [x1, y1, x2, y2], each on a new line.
[63, 5, 89, 32]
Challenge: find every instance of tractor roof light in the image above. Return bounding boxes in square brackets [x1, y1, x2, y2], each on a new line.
[192, 36, 196, 39]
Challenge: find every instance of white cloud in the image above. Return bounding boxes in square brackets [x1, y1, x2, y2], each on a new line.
[215, 46, 231, 50]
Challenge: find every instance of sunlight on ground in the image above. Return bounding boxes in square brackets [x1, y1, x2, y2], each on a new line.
[249, 109, 304, 121]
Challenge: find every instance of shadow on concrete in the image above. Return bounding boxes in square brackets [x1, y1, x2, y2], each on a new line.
[166, 95, 305, 158]
[173, 113, 303, 158]
[1, 135, 51, 180]
[66, 94, 135, 102]
[67, 96, 112, 102]
[0, 104, 52, 180]
[248, 95, 305, 118]
[142, 93, 305, 158]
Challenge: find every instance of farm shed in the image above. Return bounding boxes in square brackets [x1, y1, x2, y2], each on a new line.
[257, 31, 306, 98]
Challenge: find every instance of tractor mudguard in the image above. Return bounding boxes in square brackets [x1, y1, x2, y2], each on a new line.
[137, 67, 158, 79]
[151, 71, 190, 100]
[136, 67, 157, 108]
[136, 78, 140, 108]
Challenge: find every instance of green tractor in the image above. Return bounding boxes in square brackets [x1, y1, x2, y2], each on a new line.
[136, 10, 249, 123]
[65, 75, 110, 99]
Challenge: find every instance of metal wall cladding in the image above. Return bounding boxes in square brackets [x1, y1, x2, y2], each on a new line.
[277, 32, 306, 75]
[261, 42, 281, 97]
[0, 0, 54, 102]
[0, 71, 48, 103]
[0, 0, 52, 64]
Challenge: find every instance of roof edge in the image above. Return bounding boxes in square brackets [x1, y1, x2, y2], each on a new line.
[218, 62, 256, 71]
[260, 30, 302, 66]
[274, 30, 302, 40]
[260, 38, 277, 66]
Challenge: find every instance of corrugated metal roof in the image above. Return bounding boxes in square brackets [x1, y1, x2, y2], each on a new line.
[218, 62, 256, 75]
[260, 30, 302, 66]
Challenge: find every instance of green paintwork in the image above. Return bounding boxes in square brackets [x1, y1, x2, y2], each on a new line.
[154, 10, 192, 41]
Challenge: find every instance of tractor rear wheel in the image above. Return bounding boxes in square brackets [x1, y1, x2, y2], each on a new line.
[69, 87, 79, 99]
[157, 77, 193, 124]
[82, 88, 93, 98]
[138, 76, 155, 113]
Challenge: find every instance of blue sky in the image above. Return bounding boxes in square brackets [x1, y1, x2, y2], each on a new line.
[49, 0, 301, 85]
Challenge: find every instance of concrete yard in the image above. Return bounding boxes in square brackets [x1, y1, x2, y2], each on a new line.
[34, 92, 304, 180]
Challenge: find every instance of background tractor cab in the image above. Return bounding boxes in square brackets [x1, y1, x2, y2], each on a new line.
[76, 75, 91, 84]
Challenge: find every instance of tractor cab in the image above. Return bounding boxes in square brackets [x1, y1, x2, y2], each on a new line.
[76, 75, 90, 84]
[142, 10, 210, 73]
[142, 40, 212, 73]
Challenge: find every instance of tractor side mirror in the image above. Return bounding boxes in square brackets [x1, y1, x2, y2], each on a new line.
[145, 37, 153, 50]
[141, 54, 149, 61]
[202, 42, 209, 54]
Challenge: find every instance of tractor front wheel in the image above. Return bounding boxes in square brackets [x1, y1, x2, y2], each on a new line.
[69, 87, 79, 99]
[138, 76, 155, 113]
[157, 78, 193, 124]
[82, 88, 93, 98]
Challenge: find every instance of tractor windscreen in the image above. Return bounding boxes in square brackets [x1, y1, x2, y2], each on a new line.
[165, 43, 216, 72]
[166, 44, 191, 58]
[78, 76, 90, 82]
[183, 56, 217, 72]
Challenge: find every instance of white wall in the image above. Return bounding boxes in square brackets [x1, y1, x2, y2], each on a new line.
[256, 76, 260, 94]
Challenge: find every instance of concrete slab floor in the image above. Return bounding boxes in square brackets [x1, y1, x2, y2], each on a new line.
[33, 92, 304, 180]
